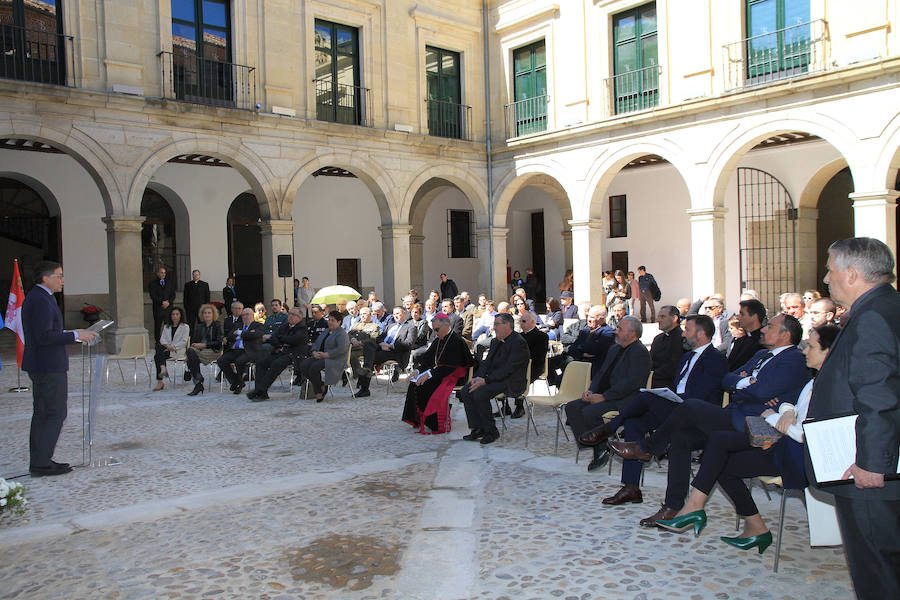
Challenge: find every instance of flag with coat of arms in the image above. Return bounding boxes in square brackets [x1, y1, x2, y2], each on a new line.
[4, 259, 26, 368]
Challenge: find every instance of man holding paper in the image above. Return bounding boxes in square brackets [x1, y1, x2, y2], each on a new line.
[807, 237, 900, 598]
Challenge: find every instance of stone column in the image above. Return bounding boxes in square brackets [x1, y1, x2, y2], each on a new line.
[686, 207, 727, 299]
[795, 207, 819, 294]
[259, 219, 295, 306]
[409, 234, 425, 298]
[568, 219, 604, 305]
[476, 226, 509, 303]
[102, 216, 146, 353]
[379, 225, 412, 307]
[562, 228, 573, 271]
[851, 191, 899, 260]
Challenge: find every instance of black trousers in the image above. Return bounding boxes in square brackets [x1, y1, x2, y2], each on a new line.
[565, 399, 619, 440]
[643, 398, 735, 510]
[459, 380, 506, 431]
[834, 495, 900, 600]
[253, 351, 299, 393]
[28, 371, 68, 468]
[610, 392, 676, 486]
[216, 348, 251, 387]
[153, 342, 171, 380]
[298, 357, 328, 395]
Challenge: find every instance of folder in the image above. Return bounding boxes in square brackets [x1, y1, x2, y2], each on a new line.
[802, 413, 900, 486]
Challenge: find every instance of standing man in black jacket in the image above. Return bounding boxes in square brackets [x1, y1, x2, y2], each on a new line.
[439, 273, 458, 301]
[183, 269, 210, 329]
[807, 237, 900, 599]
[149, 266, 176, 340]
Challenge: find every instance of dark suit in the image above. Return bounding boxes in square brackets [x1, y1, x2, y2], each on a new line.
[149, 276, 177, 339]
[253, 321, 309, 393]
[447, 312, 464, 337]
[22, 285, 78, 468]
[807, 283, 900, 598]
[649, 326, 686, 389]
[521, 327, 549, 383]
[726, 327, 762, 371]
[216, 320, 264, 388]
[223, 285, 237, 308]
[183, 279, 210, 328]
[723, 346, 810, 428]
[562, 303, 578, 320]
[548, 325, 615, 386]
[460, 331, 530, 431]
[358, 319, 419, 391]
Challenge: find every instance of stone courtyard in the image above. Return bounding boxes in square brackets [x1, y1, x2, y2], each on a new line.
[0, 340, 855, 599]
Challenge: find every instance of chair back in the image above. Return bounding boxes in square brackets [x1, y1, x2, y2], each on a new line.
[559, 361, 592, 399]
[645, 369, 654, 388]
[117, 333, 147, 358]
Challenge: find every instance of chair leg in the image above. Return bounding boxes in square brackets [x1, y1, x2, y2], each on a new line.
[116, 361, 125, 383]
[773, 489, 787, 572]
[144, 358, 152, 388]
[132, 357, 138, 386]
[525, 402, 531, 448]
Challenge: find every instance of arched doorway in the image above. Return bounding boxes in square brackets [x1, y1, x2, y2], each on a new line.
[815, 167, 854, 287]
[227, 192, 263, 305]
[140, 189, 178, 289]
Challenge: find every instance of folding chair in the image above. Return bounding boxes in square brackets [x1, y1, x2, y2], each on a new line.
[105, 334, 151, 387]
[523, 360, 591, 454]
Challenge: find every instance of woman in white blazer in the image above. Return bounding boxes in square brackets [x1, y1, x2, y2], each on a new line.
[153, 306, 190, 391]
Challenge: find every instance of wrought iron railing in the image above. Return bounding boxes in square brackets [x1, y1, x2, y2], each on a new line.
[425, 99, 472, 140]
[604, 64, 661, 116]
[158, 51, 256, 110]
[314, 78, 371, 127]
[723, 20, 827, 91]
[504, 94, 549, 139]
[0, 24, 74, 86]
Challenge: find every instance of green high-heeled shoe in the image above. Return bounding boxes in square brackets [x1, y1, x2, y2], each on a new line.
[656, 509, 707, 536]
[720, 531, 773, 554]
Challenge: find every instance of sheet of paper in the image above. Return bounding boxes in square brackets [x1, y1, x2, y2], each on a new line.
[640, 387, 683, 403]
[410, 369, 431, 383]
[803, 415, 900, 485]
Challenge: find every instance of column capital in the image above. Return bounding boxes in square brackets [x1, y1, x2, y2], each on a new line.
[102, 215, 145, 233]
[409, 234, 426, 244]
[567, 218, 603, 231]
[849, 190, 900, 207]
[259, 219, 294, 236]
[685, 206, 728, 221]
[378, 224, 413, 238]
[476, 226, 509, 240]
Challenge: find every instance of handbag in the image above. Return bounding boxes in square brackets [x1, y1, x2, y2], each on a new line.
[745, 415, 784, 448]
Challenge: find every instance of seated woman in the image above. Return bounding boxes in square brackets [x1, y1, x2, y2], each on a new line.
[656, 324, 840, 552]
[402, 313, 474, 434]
[184, 303, 223, 396]
[253, 302, 266, 323]
[605, 270, 631, 311]
[297, 310, 349, 402]
[152, 306, 189, 391]
[540, 296, 564, 341]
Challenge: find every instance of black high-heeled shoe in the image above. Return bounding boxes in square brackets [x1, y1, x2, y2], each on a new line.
[187, 382, 204, 396]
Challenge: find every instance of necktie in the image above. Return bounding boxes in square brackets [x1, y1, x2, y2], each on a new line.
[235, 325, 247, 349]
[160, 280, 165, 287]
[753, 351, 774, 373]
[678, 354, 693, 382]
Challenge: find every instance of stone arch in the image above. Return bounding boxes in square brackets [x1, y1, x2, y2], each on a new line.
[400, 164, 489, 230]
[283, 153, 396, 225]
[872, 112, 900, 191]
[705, 117, 861, 209]
[0, 171, 62, 217]
[493, 165, 573, 228]
[0, 122, 120, 215]
[127, 137, 277, 219]
[797, 158, 850, 209]
[145, 181, 191, 261]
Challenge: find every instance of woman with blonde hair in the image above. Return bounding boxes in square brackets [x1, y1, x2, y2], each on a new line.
[184, 303, 223, 396]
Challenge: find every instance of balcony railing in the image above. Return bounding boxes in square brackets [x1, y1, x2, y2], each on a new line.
[158, 51, 256, 110]
[604, 64, 661, 116]
[0, 24, 74, 86]
[504, 94, 549, 139]
[425, 99, 472, 141]
[314, 78, 371, 127]
[723, 20, 827, 92]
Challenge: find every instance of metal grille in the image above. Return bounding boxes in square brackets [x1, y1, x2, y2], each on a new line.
[737, 167, 797, 313]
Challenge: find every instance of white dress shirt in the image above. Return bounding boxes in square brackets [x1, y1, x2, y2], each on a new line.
[676, 342, 711, 395]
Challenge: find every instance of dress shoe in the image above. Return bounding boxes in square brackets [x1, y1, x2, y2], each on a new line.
[51, 460, 70, 469]
[355, 388, 371, 398]
[292, 376, 303, 387]
[462, 428, 485, 441]
[247, 390, 259, 399]
[341, 372, 349, 386]
[391, 369, 400, 383]
[578, 423, 614, 447]
[603, 484, 643, 505]
[183, 371, 192, 382]
[587, 449, 611, 472]
[480, 428, 500, 444]
[657, 509, 707, 536]
[251, 392, 270, 402]
[608, 440, 652, 462]
[721, 531, 773, 554]
[640, 504, 679, 528]
[30, 463, 73, 477]
[511, 405, 525, 419]
[232, 382, 245, 395]
[153, 380, 165, 392]
[187, 382, 204, 396]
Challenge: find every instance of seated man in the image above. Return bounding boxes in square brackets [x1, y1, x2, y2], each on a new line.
[297, 310, 350, 402]
[348, 306, 382, 381]
[408, 303, 432, 363]
[564, 316, 651, 471]
[263, 298, 288, 334]
[607, 300, 627, 328]
[217, 307, 265, 394]
[578, 315, 727, 503]
[471, 299, 497, 342]
[341, 300, 360, 331]
[247, 308, 309, 401]
[357, 306, 418, 397]
[560, 290, 578, 319]
[608, 313, 810, 528]
[307, 305, 328, 342]
[401, 312, 474, 433]
[459, 313, 530, 445]
[727, 299, 766, 371]
[648, 305, 687, 390]
[548, 305, 615, 386]
[370, 301, 390, 333]
[503, 311, 548, 419]
[454, 295, 474, 341]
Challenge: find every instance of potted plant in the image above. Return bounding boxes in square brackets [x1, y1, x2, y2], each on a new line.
[81, 304, 102, 324]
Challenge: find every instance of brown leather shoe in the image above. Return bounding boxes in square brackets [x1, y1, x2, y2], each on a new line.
[603, 484, 643, 505]
[608, 440, 652, 462]
[578, 423, 614, 447]
[640, 504, 678, 528]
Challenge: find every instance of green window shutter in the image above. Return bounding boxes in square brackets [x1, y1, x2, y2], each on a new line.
[512, 41, 547, 135]
[612, 3, 658, 114]
[314, 19, 360, 125]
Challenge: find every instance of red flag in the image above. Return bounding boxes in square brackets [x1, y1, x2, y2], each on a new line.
[5, 259, 26, 367]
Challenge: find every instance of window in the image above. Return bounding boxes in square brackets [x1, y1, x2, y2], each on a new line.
[609, 195, 627, 238]
[426, 46, 463, 139]
[0, 0, 66, 85]
[314, 19, 362, 125]
[447, 209, 476, 259]
[746, 0, 811, 80]
[612, 3, 658, 114]
[511, 40, 547, 136]
[171, 0, 232, 104]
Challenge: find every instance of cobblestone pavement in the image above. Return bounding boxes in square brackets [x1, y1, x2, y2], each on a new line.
[0, 346, 854, 599]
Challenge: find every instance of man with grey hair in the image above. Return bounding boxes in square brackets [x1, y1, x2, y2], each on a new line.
[564, 315, 651, 471]
[807, 237, 900, 597]
[701, 297, 731, 350]
[342, 300, 360, 331]
[549, 304, 615, 386]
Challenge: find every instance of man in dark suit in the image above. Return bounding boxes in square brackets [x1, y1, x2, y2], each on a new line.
[579, 315, 727, 504]
[217, 307, 264, 394]
[183, 269, 210, 329]
[548, 305, 615, 386]
[356, 306, 419, 396]
[454, 295, 474, 342]
[808, 237, 900, 598]
[149, 266, 176, 340]
[459, 313, 530, 445]
[223, 301, 243, 338]
[441, 299, 464, 337]
[247, 307, 309, 401]
[726, 299, 765, 371]
[223, 277, 238, 308]
[505, 311, 549, 419]
[648, 305, 686, 389]
[609, 313, 809, 527]
[22, 261, 99, 476]
[560, 291, 578, 319]
[564, 316, 651, 470]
